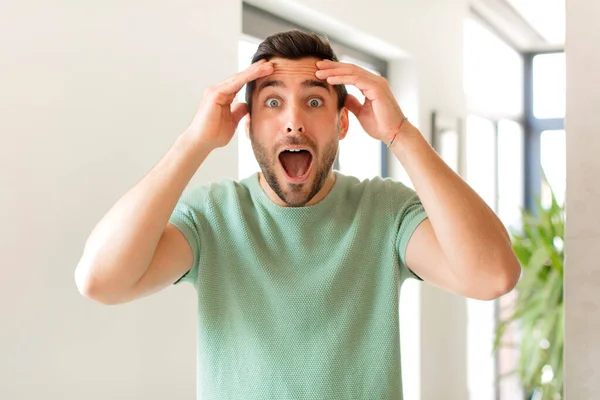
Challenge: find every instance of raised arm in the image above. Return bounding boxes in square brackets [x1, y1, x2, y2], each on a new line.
[394, 125, 520, 300]
[315, 59, 520, 300]
[75, 59, 274, 305]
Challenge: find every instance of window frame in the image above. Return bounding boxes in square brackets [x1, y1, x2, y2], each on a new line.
[523, 50, 565, 212]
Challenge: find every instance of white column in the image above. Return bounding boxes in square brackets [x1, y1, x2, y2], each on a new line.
[565, 0, 600, 397]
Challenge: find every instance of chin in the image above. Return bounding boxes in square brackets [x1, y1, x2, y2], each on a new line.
[275, 172, 316, 207]
[256, 140, 335, 207]
[281, 194, 312, 208]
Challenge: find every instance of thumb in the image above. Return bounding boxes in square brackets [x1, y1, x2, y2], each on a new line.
[231, 102, 249, 127]
[344, 94, 363, 117]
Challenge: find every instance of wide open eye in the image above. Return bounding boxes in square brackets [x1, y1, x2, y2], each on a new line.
[307, 98, 324, 108]
[265, 98, 281, 108]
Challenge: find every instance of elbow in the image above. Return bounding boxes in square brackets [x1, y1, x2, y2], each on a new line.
[477, 257, 521, 301]
[74, 264, 93, 298]
[74, 264, 124, 306]
[503, 260, 521, 294]
[498, 252, 522, 295]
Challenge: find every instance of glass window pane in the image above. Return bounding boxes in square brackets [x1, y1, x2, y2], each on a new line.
[540, 130, 566, 207]
[439, 129, 460, 173]
[463, 18, 524, 119]
[497, 120, 524, 230]
[466, 115, 497, 209]
[533, 53, 566, 119]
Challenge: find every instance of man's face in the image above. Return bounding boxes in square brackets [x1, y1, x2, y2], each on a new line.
[248, 57, 349, 207]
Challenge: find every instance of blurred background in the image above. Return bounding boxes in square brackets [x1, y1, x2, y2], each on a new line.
[1, 0, 597, 399]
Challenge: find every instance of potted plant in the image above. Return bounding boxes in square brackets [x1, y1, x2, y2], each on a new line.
[493, 184, 564, 400]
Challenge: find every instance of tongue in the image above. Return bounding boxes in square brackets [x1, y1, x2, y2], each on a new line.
[279, 151, 312, 178]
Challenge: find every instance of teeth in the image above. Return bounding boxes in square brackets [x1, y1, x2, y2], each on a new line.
[285, 149, 306, 152]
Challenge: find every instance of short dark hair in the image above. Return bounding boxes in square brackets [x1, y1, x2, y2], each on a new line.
[245, 29, 347, 114]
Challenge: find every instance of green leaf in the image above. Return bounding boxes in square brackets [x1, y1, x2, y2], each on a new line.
[494, 188, 564, 399]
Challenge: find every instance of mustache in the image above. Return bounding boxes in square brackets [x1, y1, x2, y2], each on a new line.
[276, 135, 317, 153]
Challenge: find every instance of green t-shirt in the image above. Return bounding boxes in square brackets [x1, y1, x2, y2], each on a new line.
[169, 171, 428, 400]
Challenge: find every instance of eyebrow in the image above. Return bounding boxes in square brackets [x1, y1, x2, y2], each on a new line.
[256, 79, 332, 95]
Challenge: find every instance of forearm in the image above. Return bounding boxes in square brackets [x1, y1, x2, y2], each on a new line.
[391, 122, 518, 283]
[75, 131, 212, 295]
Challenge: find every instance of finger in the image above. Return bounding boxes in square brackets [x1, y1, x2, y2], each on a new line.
[315, 60, 354, 70]
[316, 60, 382, 84]
[325, 74, 377, 91]
[344, 94, 363, 117]
[315, 67, 355, 80]
[218, 60, 274, 96]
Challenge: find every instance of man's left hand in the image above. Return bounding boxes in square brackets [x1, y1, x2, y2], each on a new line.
[315, 60, 407, 144]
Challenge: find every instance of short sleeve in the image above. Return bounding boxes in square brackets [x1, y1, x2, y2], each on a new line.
[168, 186, 207, 286]
[390, 184, 429, 282]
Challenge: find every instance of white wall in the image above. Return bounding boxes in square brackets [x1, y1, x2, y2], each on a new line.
[0, 1, 240, 399]
[565, 0, 600, 397]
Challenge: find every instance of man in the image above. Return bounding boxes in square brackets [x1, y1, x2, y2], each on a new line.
[75, 30, 521, 399]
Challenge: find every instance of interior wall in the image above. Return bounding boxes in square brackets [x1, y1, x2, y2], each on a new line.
[0, 1, 240, 398]
[1, 0, 473, 399]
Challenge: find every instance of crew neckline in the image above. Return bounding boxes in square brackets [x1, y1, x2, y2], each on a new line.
[245, 171, 344, 213]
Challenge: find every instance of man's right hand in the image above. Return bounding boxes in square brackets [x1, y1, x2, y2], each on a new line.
[185, 59, 274, 150]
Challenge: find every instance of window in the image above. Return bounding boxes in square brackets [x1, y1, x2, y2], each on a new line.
[464, 15, 526, 400]
[533, 53, 566, 119]
[524, 51, 565, 212]
[497, 120, 525, 230]
[464, 9, 566, 398]
[466, 115, 497, 209]
[540, 129, 566, 207]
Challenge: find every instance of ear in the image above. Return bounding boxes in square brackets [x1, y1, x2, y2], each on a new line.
[245, 113, 251, 138]
[338, 108, 350, 140]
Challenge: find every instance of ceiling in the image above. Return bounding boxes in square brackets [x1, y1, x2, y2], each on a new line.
[470, 0, 565, 52]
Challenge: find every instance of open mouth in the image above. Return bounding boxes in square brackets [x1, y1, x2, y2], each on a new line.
[278, 148, 314, 183]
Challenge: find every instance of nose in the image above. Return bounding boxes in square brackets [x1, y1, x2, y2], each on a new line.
[284, 103, 305, 134]
[286, 124, 304, 134]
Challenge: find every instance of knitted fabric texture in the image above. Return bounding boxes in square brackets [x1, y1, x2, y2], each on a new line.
[169, 171, 428, 400]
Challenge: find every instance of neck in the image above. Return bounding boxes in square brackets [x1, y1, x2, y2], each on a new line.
[258, 170, 337, 207]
